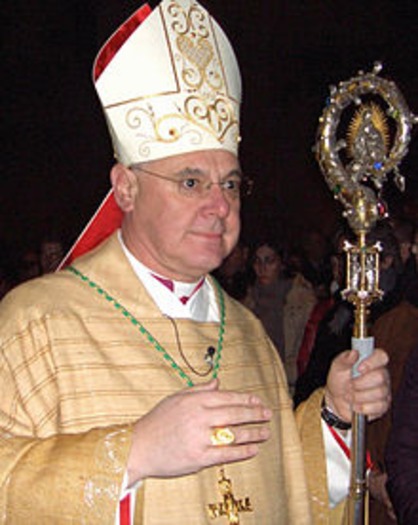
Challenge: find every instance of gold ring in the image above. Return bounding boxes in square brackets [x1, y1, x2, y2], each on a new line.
[210, 427, 235, 446]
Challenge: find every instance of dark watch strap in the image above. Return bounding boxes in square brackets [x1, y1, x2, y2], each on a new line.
[321, 396, 352, 430]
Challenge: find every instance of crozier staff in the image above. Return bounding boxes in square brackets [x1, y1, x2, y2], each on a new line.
[0, 1, 389, 524]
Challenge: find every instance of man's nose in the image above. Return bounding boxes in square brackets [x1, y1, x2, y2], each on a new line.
[204, 183, 232, 217]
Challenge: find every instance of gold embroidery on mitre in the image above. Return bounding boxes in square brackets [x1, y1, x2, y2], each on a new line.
[126, 103, 205, 158]
[103, 0, 240, 162]
[167, 0, 238, 138]
[122, 0, 239, 158]
[177, 36, 215, 89]
[124, 95, 239, 156]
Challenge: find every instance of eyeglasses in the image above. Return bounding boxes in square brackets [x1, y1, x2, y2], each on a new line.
[131, 165, 253, 200]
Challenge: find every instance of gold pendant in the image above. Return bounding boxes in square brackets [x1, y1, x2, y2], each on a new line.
[207, 468, 253, 524]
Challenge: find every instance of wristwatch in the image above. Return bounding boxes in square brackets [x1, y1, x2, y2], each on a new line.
[321, 396, 352, 430]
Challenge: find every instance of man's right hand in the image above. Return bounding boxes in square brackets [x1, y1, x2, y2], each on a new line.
[126, 378, 272, 485]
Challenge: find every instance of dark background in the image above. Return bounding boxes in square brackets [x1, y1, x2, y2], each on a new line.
[2, 0, 418, 260]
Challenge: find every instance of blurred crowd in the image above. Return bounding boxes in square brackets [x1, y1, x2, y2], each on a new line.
[0, 236, 65, 299]
[214, 218, 417, 393]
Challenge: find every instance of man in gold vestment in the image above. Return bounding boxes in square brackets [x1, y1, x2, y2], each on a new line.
[0, 1, 389, 524]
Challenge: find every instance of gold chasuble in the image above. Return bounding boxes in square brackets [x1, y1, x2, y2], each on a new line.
[296, 389, 347, 525]
[0, 233, 326, 524]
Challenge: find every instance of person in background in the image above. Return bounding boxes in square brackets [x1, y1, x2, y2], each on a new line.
[294, 220, 404, 407]
[385, 343, 418, 525]
[212, 240, 250, 301]
[367, 277, 418, 524]
[39, 236, 65, 274]
[243, 240, 292, 361]
[0, 1, 390, 524]
[368, 224, 403, 323]
[282, 248, 317, 393]
[302, 228, 333, 293]
[411, 226, 418, 272]
[393, 219, 414, 264]
[295, 224, 348, 382]
[16, 247, 41, 283]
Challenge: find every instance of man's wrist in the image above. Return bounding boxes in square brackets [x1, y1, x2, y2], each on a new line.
[321, 395, 352, 430]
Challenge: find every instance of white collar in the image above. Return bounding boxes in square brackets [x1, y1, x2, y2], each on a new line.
[117, 230, 219, 322]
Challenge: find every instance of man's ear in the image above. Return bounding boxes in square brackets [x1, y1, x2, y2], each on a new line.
[110, 163, 138, 212]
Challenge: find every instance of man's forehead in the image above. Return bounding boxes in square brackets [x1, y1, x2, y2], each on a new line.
[140, 149, 241, 173]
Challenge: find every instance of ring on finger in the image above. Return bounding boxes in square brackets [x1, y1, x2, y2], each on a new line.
[210, 427, 236, 446]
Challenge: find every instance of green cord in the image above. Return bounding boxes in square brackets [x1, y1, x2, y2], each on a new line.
[66, 265, 225, 387]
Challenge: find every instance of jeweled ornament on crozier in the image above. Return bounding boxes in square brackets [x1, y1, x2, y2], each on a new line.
[346, 102, 391, 188]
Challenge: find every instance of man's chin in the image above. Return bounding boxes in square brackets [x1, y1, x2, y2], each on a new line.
[194, 252, 225, 275]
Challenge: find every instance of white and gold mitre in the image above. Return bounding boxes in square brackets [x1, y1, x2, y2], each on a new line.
[93, 0, 242, 166]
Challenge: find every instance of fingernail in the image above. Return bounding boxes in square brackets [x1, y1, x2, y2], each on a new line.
[263, 408, 273, 419]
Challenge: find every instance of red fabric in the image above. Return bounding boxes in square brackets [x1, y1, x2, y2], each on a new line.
[58, 190, 123, 270]
[183, 278, 205, 303]
[119, 494, 131, 525]
[150, 275, 205, 304]
[328, 425, 373, 470]
[297, 297, 334, 376]
[57, 3, 154, 271]
[151, 274, 175, 292]
[94, 4, 152, 81]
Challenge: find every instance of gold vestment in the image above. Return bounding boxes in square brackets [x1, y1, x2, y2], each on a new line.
[0, 234, 340, 524]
